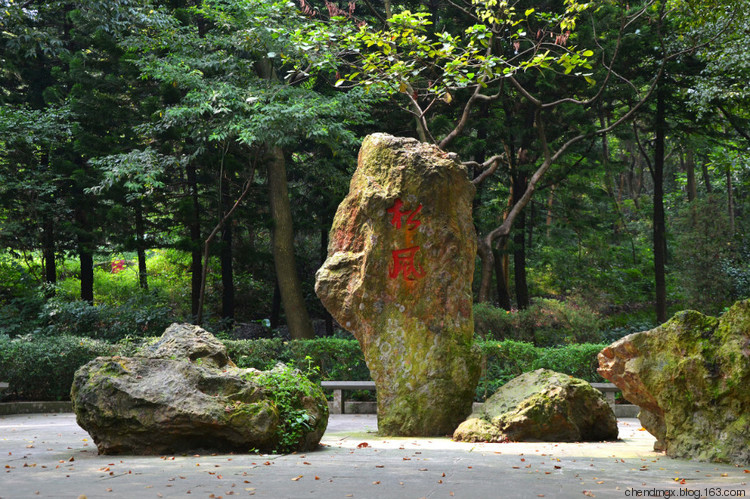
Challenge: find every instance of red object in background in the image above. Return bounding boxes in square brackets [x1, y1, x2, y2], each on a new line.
[111, 260, 125, 273]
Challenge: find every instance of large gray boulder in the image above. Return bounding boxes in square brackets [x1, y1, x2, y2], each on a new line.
[315, 133, 480, 436]
[599, 300, 750, 464]
[453, 369, 618, 442]
[71, 323, 328, 455]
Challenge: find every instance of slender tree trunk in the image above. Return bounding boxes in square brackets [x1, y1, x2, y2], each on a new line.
[492, 241, 512, 311]
[513, 211, 530, 310]
[702, 161, 712, 193]
[653, 86, 667, 324]
[76, 206, 94, 304]
[685, 148, 697, 203]
[221, 177, 234, 321]
[545, 185, 555, 238]
[527, 201, 535, 252]
[134, 200, 148, 290]
[513, 173, 530, 310]
[477, 238, 494, 303]
[42, 218, 56, 286]
[187, 162, 202, 320]
[267, 147, 314, 340]
[270, 282, 281, 329]
[726, 168, 735, 235]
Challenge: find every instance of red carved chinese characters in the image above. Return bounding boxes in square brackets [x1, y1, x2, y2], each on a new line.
[387, 198, 425, 281]
[389, 246, 426, 280]
[386, 199, 422, 230]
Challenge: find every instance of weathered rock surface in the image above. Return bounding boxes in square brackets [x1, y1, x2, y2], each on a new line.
[315, 133, 480, 436]
[71, 323, 328, 455]
[598, 301, 750, 464]
[453, 369, 618, 442]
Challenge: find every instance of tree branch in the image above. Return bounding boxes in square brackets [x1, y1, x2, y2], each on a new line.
[466, 154, 504, 185]
[718, 105, 750, 145]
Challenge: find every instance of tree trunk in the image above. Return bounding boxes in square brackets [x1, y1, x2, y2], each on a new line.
[42, 217, 56, 286]
[267, 147, 314, 340]
[685, 148, 697, 203]
[702, 161, 712, 193]
[477, 237, 494, 303]
[76, 206, 94, 304]
[726, 167, 735, 235]
[270, 281, 281, 329]
[513, 173, 530, 310]
[134, 200, 148, 290]
[653, 86, 667, 324]
[187, 162, 202, 320]
[221, 177, 234, 321]
[545, 185, 555, 238]
[513, 211, 530, 310]
[492, 240, 512, 311]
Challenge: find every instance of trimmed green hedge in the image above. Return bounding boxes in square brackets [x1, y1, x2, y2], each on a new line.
[0, 336, 606, 402]
[0, 335, 119, 401]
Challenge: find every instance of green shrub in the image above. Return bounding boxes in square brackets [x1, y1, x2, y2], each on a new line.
[473, 299, 602, 346]
[286, 338, 370, 383]
[227, 338, 369, 383]
[39, 295, 174, 341]
[475, 340, 540, 400]
[532, 343, 607, 382]
[0, 335, 606, 403]
[256, 363, 327, 453]
[225, 338, 287, 371]
[0, 334, 119, 401]
[473, 302, 516, 340]
[521, 298, 602, 346]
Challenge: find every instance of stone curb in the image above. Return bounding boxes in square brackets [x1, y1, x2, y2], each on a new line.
[334, 401, 640, 418]
[0, 401, 73, 416]
[2, 400, 638, 418]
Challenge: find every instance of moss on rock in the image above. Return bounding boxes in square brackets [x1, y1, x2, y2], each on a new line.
[598, 300, 750, 464]
[453, 369, 618, 443]
[316, 134, 480, 436]
[71, 324, 328, 455]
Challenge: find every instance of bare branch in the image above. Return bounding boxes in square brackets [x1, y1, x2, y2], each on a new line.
[465, 154, 505, 185]
[718, 105, 750, 145]
[360, 0, 387, 26]
[633, 122, 654, 178]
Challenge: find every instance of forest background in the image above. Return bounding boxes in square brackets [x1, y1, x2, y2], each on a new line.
[1, 0, 748, 361]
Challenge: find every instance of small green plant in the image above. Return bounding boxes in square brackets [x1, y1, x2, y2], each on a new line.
[256, 363, 322, 453]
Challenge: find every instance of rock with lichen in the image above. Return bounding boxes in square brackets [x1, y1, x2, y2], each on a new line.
[315, 133, 480, 436]
[598, 300, 750, 464]
[453, 369, 618, 442]
[71, 323, 328, 455]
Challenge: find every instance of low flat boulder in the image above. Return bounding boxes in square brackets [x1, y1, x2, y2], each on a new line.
[599, 300, 750, 464]
[453, 369, 618, 442]
[71, 323, 328, 455]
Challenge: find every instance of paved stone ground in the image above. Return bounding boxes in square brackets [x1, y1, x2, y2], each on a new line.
[1, 413, 748, 498]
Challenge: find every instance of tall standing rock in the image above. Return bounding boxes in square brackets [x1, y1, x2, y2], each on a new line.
[315, 133, 480, 436]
